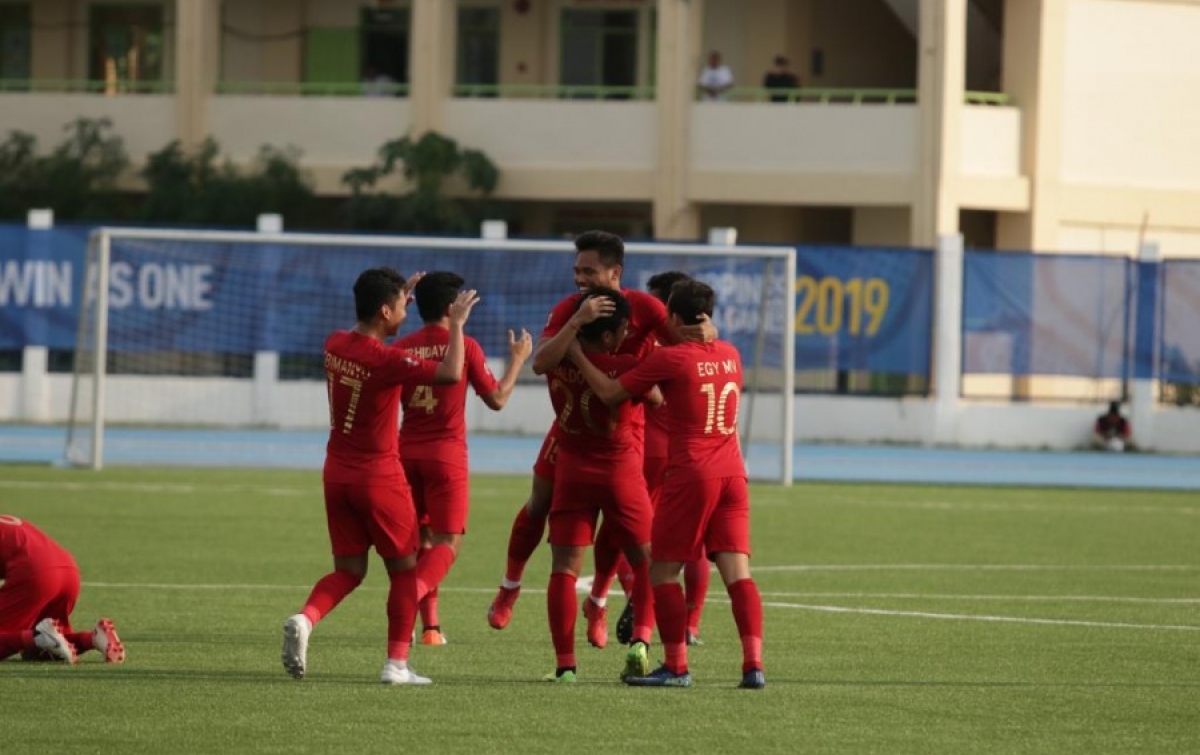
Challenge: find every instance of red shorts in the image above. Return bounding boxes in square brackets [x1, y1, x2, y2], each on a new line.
[0, 563, 81, 632]
[549, 476, 652, 548]
[402, 458, 469, 534]
[323, 481, 419, 560]
[531, 424, 562, 480]
[643, 455, 668, 503]
[652, 475, 751, 563]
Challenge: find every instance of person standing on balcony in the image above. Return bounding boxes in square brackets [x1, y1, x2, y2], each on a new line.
[762, 55, 800, 103]
[698, 51, 734, 101]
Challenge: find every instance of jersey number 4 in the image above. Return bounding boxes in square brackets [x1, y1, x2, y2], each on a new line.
[409, 385, 439, 414]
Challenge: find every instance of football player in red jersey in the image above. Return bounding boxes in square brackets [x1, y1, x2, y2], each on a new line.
[281, 268, 478, 686]
[541, 289, 658, 683]
[569, 280, 765, 689]
[395, 271, 532, 646]
[0, 515, 124, 664]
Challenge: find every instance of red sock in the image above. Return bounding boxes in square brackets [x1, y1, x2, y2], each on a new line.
[415, 543, 456, 601]
[728, 578, 764, 673]
[419, 587, 440, 629]
[66, 631, 94, 653]
[385, 569, 418, 661]
[504, 506, 547, 583]
[630, 557, 655, 645]
[0, 631, 33, 661]
[615, 555, 635, 598]
[547, 572, 578, 670]
[653, 582, 688, 673]
[684, 555, 711, 632]
[301, 569, 363, 626]
[590, 526, 620, 600]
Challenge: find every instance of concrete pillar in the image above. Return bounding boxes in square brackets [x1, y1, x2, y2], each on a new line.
[175, 0, 220, 148]
[20, 210, 54, 423]
[912, 0, 967, 247]
[931, 233, 964, 445]
[652, 0, 702, 241]
[995, 0, 1066, 252]
[410, 0, 456, 136]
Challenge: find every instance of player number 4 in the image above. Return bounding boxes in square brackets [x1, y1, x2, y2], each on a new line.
[701, 381, 739, 435]
[409, 385, 439, 414]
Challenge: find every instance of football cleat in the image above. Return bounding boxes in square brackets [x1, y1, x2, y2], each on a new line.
[487, 586, 520, 630]
[92, 618, 125, 664]
[582, 600, 608, 649]
[380, 662, 432, 685]
[615, 600, 634, 645]
[624, 665, 693, 688]
[33, 618, 77, 664]
[420, 627, 447, 646]
[739, 668, 766, 689]
[281, 614, 311, 679]
[542, 668, 578, 684]
[620, 640, 651, 680]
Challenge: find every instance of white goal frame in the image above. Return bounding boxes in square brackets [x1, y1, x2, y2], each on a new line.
[67, 227, 796, 483]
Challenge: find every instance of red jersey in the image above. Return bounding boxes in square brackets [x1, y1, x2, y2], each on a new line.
[542, 289, 670, 358]
[323, 330, 440, 485]
[0, 515, 75, 576]
[395, 325, 499, 465]
[642, 340, 669, 459]
[618, 340, 746, 480]
[548, 350, 641, 483]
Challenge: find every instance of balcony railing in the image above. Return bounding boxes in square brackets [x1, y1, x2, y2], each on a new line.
[452, 83, 655, 100]
[0, 79, 174, 94]
[216, 81, 409, 97]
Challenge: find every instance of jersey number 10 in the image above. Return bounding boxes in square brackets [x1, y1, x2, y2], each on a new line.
[701, 381, 739, 435]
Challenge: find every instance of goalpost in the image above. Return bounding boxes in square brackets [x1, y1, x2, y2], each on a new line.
[65, 227, 796, 483]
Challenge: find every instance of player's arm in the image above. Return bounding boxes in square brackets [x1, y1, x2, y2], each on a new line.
[642, 385, 665, 408]
[433, 290, 480, 384]
[639, 291, 717, 346]
[481, 328, 533, 410]
[531, 296, 615, 375]
[567, 341, 632, 407]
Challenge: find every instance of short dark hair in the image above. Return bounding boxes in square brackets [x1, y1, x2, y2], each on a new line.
[353, 267, 405, 322]
[575, 287, 630, 343]
[667, 279, 715, 325]
[574, 230, 625, 268]
[646, 271, 691, 304]
[414, 270, 464, 322]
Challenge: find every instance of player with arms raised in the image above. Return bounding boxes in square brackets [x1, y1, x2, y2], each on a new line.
[395, 271, 532, 645]
[281, 267, 479, 685]
[487, 231, 714, 641]
[569, 279, 765, 689]
[542, 289, 658, 683]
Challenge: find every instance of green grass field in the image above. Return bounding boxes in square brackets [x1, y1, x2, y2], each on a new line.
[2, 466, 1198, 755]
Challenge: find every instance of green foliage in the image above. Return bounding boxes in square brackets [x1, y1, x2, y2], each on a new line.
[140, 139, 314, 226]
[342, 131, 501, 232]
[0, 118, 129, 220]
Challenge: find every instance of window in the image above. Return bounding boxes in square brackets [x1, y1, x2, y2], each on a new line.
[0, 3, 31, 83]
[560, 9, 638, 98]
[89, 5, 165, 94]
[457, 6, 499, 88]
[361, 7, 409, 89]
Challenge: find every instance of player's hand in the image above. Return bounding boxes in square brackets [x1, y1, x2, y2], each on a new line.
[678, 313, 718, 343]
[568, 295, 614, 328]
[509, 328, 533, 361]
[401, 272, 425, 302]
[448, 289, 480, 324]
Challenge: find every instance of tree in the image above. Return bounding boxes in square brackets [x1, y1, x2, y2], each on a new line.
[342, 131, 500, 233]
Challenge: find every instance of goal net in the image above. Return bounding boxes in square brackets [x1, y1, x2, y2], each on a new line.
[66, 228, 796, 482]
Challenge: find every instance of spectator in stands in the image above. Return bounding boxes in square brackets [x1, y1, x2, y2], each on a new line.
[1092, 401, 1134, 452]
[762, 55, 799, 102]
[698, 51, 734, 101]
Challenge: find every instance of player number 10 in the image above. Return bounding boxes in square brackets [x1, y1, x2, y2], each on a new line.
[794, 276, 889, 337]
[701, 381, 739, 435]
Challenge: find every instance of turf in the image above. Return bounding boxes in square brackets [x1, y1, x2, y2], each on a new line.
[2, 467, 1197, 754]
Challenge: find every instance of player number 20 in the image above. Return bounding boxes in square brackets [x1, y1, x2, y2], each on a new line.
[701, 381, 739, 435]
[794, 276, 889, 337]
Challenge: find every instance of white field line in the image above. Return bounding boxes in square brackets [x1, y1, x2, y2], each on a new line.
[753, 564, 1200, 572]
[804, 499, 1200, 515]
[0, 480, 310, 496]
[79, 581, 1200, 631]
[760, 600, 1200, 632]
[757, 591, 1200, 604]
